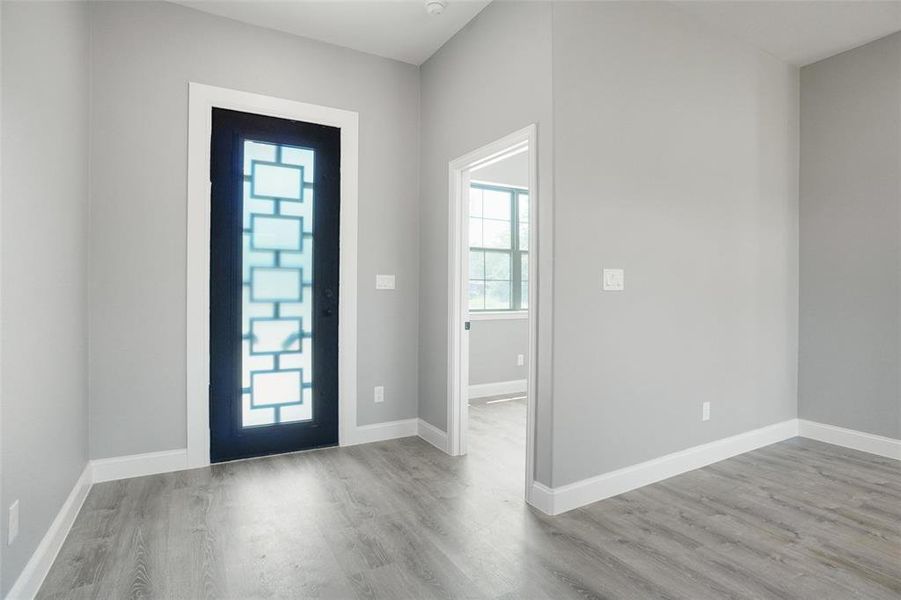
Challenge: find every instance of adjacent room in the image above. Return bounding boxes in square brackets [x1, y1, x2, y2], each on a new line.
[1, 1, 899, 598]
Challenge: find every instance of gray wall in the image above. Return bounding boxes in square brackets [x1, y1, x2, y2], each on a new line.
[799, 33, 901, 440]
[0, 2, 90, 594]
[550, 2, 799, 486]
[89, 1, 421, 459]
[469, 319, 529, 387]
[419, 1, 554, 483]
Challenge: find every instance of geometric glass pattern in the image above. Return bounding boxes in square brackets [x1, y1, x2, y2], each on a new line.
[242, 139, 315, 427]
[468, 183, 529, 311]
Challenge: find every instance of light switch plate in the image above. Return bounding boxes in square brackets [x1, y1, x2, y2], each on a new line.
[702, 402, 711, 422]
[603, 268, 625, 291]
[374, 386, 385, 403]
[375, 274, 396, 290]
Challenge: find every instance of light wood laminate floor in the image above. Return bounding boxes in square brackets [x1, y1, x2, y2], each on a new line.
[40, 398, 901, 599]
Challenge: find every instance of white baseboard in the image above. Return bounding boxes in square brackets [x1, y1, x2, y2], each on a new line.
[469, 379, 527, 399]
[799, 419, 901, 460]
[342, 418, 418, 446]
[531, 419, 800, 516]
[6, 464, 93, 600]
[417, 419, 449, 453]
[527, 481, 556, 515]
[91, 448, 189, 484]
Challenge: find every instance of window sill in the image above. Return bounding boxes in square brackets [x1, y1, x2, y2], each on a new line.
[470, 311, 528, 321]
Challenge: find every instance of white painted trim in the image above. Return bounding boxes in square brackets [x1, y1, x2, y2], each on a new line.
[532, 419, 800, 516]
[5, 464, 92, 600]
[469, 179, 528, 191]
[468, 379, 527, 399]
[799, 420, 901, 460]
[417, 419, 449, 453]
[447, 124, 540, 510]
[527, 481, 556, 516]
[340, 418, 418, 446]
[469, 311, 528, 321]
[90, 449, 189, 484]
[186, 83, 359, 468]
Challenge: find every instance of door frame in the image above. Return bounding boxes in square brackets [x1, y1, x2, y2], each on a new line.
[186, 82, 359, 469]
[447, 124, 538, 503]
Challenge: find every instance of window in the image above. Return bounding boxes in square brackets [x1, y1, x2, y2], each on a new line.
[468, 183, 529, 311]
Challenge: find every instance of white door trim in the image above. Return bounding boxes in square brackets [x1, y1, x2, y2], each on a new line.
[447, 124, 539, 506]
[186, 82, 359, 469]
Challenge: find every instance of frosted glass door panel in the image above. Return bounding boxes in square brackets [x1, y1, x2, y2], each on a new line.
[242, 139, 315, 427]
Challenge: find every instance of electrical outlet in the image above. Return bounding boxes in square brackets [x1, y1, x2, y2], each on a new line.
[702, 402, 711, 422]
[374, 386, 384, 403]
[516, 354, 525, 367]
[8, 500, 19, 546]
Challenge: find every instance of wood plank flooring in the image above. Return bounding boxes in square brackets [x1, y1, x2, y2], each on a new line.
[39, 398, 901, 599]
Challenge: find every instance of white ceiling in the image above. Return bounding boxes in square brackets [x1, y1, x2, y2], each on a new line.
[172, 0, 490, 65]
[673, 1, 901, 66]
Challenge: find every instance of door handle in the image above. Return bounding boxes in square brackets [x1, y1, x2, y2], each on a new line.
[464, 321, 471, 331]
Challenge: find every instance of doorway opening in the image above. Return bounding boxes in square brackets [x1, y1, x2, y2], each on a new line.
[447, 125, 538, 503]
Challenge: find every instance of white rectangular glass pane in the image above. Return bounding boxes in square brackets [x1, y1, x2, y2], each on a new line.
[243, 181, 275, 229]
[242, 287, 274, 335]
[280, 388, 313, 423]
[485, 280, 511, 310]
[252, 162, 302, 200]
[469, 187, 483, 217]
[252, 216, 302, 251]
[519, 223, 529, 251]
[242, 393, 275, 427]
[469, 281, 485, 310]
[251, 318, 301, 354]
[520, 281, 529, 310]
[469, 250, 484, 280]
[482, 219, 511, 249]
[241, 340, 274, 389]
[483, 189, 511, 220]
[518, 193, 529, 222]
[251, 268, 301, 302]
[279, 250, 313, 282]
[469, 217, 483, 247]
[520, 253, 529, 282]
[280, 301, 313, 335]
[281, 146, 315, 183]
[243, 141, 277, 176]
[279, 337, 312, 373]
[242, 233, 276, 283]
[484, 251, 511, 280]
[251, 370, 302, 407]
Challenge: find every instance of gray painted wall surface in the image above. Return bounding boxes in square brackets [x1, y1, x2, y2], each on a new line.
[551, 2, 799, 486]
[89, 1, 420, 458]
[469, 319, 529, 386]
[799, 34, 901, 439]
[1, 2, 90, 593]
[419, 1, 554, 484]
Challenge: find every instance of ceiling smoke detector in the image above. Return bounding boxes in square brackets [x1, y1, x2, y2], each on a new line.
[425, 0, 447, 16]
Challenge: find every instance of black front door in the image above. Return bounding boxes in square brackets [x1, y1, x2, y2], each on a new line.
[209, 108, 340, 463]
